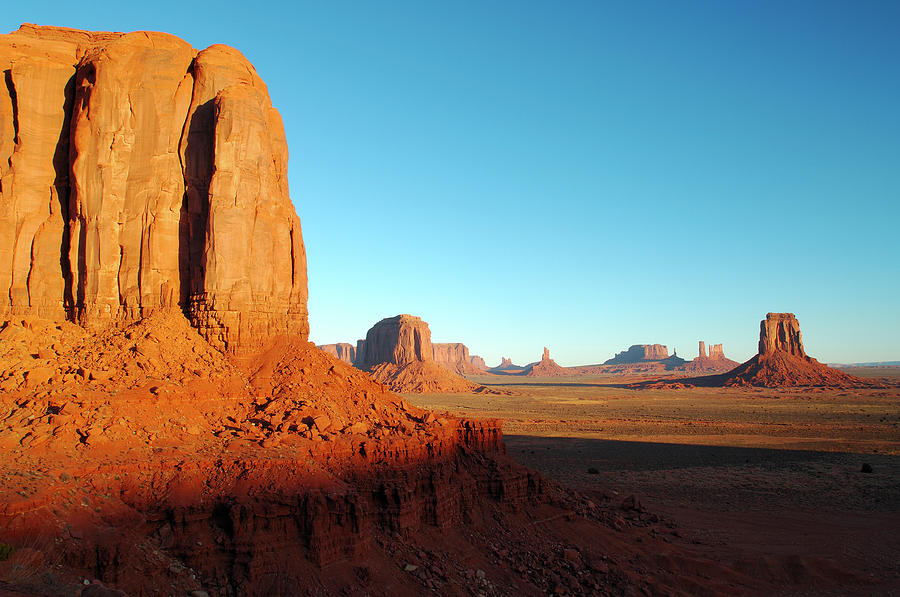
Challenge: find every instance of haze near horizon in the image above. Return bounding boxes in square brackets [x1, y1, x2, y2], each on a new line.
[3, 0, 898, 366]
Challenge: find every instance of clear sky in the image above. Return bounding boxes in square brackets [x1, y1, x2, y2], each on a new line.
[4, 1, 899, 365]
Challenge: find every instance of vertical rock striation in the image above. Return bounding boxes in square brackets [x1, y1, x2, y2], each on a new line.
[432, 342, 483, 375]
[0, 24, 307, 352]
[720, 313, 867, 387]
[317, 342, 356, 365]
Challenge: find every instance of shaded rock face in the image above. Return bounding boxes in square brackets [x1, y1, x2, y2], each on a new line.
[605, 344, 670, 365]
[433, 342, 484, 375]
[759, 312, 805, 357]
[355, 314, 433, 369]
[317, 342, 355, 365]
[0, 25, 308, 352]
[355, 314, 479, 393]
[433, 342, 470, 367]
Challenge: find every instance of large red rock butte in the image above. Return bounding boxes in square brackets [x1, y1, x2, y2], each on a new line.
[719, 313, 869, 387]
[0, 24, 307, 354]
[355, 314, 481, 393]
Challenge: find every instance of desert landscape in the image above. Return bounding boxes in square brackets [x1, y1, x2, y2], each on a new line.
[1, 3, 899, 597]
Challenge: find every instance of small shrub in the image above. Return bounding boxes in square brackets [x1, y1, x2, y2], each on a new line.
[0, 542, 13, 561]
[587, 467, 599, 475]
[861, 463, 873, 473]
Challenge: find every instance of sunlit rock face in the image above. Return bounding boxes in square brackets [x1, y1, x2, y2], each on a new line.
[0, 24, 308, 352]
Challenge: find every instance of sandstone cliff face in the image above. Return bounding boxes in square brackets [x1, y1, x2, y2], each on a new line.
[317, 342, 355, 365]
[469, 354, 487, 370]
[605, 344, 670, 365]
[709, 343, 725, 359]
[758, 312, 804, 357]
[0, 25, 307, 352]
[355, 314, 433, 370]
[433, 341, 483, 375]
[355, 314, 480, 393]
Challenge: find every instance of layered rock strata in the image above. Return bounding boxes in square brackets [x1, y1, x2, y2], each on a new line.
[0, 24, 307, 352]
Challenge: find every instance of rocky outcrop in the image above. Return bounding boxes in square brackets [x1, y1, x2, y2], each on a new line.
[489, 357, 525, 373]
[524, 347, 568, 377]
[355, 314, 432, 370]
[433, 342, 483, 375]
[355, 314, 479, 393]
[0, 24, 307, 352]
[605, 344, 670, 364]
[720, 313, 869, 387]
[317, 342, 355, 365]
[678, 340, 739, 373]
[758, 312, 805, 357]
[469, 354, 487, 370]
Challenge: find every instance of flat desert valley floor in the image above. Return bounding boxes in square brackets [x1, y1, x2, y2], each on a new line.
[408, 368, 900, 595]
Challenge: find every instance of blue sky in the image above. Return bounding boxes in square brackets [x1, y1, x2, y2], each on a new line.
[5, 1, 899, 365]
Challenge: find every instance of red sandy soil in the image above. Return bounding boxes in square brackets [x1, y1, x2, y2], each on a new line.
[410, 374, 900, 596]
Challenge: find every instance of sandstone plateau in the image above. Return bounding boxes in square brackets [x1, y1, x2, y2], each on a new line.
[355, 315, 482, 393]
[605, 344, 671, 364]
